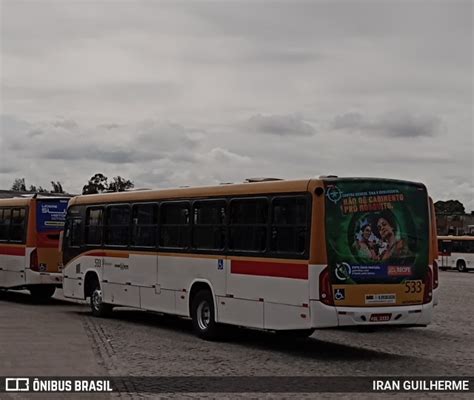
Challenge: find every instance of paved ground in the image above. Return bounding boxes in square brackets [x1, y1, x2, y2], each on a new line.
[0, 270, 473, 399]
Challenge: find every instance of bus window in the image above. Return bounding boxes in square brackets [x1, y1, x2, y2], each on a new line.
[85, 208, 104, 245]
[271, 196, 308, 255]
[159, 202, 190, 249]
[192, 200, 226, 250]
[10, 208, 26, 242]
[0, 208, 11, 241]
[229, 198, 268, 252]
[105, 205, 130, 246]
[131, 203, 158, 248]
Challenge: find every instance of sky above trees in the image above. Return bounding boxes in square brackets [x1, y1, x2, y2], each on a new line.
[0, 1, 472, 210]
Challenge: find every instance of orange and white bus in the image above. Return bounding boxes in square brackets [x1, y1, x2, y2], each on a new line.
[61, 177, 435, 339]
[437, 236, 474, 272]
[0, 196, 68, 299]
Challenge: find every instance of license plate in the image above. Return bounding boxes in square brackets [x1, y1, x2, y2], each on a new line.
[369, 313, 392, 322]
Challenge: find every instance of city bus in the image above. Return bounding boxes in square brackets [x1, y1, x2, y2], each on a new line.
[0, 196, 68, 299]
[437, 236, 474, 272]
[61, 177, 435, 339]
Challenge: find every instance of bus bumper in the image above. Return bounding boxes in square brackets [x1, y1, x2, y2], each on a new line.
[310, 300, 433, 327]
[25, 269, 63, 286]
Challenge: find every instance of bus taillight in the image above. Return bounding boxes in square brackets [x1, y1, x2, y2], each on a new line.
[30, 249, 39, 272]
[319, 267, 334, 306]
[433, 260, 439, 289]
[423, 267, 433, 304]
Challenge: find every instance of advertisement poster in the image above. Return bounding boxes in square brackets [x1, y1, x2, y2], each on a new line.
[36, 199, 68, 232]
[324, 180, 429, 285]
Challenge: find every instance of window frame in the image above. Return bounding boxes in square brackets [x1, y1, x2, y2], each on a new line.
[130, 202, 159, 249]
[158, 200, 191, 250]
[103, 203, 131, 248]
[191, 199, 227, 252]
[0, 207, 28, 244]
[84, 206, 105, 247]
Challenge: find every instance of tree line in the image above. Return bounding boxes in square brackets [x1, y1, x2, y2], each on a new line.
[10, 173, 134, 195]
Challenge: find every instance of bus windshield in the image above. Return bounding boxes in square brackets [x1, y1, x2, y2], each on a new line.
[324, 179, 429, 284]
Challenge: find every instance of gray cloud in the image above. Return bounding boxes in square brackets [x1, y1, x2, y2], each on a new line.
[246, 114, 316, 136]
[331, 111, 442, 138]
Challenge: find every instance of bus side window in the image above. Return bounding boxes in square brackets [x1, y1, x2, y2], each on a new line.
[131, 203, 158, 248]
[105, 205, 131, 247]
[159, 202, 190, 249]
[85, 208, 104, 245]
[10, 208, 26, 243]
[271, 196, 308, 255]
[441, 240, 452, 254]
[192, 200, 226, 251]
[0, 208, 10, 242]
[229, 198, 268, 252]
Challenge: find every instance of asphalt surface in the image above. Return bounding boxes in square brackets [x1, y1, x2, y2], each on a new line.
[0, 270, 473, 399]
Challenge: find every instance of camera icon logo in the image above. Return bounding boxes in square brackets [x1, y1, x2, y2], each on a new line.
[5, 378, 29, 392]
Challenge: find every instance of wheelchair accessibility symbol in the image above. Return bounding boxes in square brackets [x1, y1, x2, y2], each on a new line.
[334, 288, 345, 301]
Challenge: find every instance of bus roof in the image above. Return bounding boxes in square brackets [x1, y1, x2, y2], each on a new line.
[438, 236, 474, 241]
[0, 196, 71, 207]
[70, 179, 314, 206]
[68, 176, 427, 206]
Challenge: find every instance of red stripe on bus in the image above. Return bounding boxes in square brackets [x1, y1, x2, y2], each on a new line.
[231, 260, 308, 280]
[0, 246, 26, 256]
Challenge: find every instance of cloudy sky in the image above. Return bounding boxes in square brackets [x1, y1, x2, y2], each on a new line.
[0, 0, 472, 210]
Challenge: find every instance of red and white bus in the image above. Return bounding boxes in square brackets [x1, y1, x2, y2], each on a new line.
[437, 236, 474, 272]
[0, 196, 68, 299]
[61, 177, 435, 339]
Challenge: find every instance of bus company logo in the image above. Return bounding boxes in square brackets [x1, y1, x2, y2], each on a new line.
[5, 378, 29, 392]
[335, 262, 351, 281]
[388, 266, 412, 276]
[326, 185, 342, 204]
[114, 263, 129, 271]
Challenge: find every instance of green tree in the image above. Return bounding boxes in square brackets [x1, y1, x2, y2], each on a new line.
[11, 178, 26, 192]
[51, 181, 65, 193]
[108, 176, 134, 192]
[82, 173, 109, 195]
[434, 200, 465, 215]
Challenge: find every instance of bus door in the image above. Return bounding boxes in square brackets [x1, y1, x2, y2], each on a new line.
[440, 240, 452, 269]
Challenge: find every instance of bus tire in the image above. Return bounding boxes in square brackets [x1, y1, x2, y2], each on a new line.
[29, 285, 56, 301]
[90, 282, 112, 318]
[191, 290, 219, 340]
[457, 261, 467, 273]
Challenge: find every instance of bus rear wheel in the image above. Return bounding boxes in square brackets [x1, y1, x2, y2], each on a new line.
[191, 290, 219, 340]
[457, 261, 467, 273]
[90, 282, 112, 317]
[29, 285, 56, 301]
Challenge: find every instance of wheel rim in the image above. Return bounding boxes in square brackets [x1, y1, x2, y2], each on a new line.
[92, 289, 102, 311]
[196, 300, 211, 330]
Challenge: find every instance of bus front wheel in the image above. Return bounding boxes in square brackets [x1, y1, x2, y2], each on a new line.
[29, 285, 56, 301]
[90, 282, 112, 317]
[191, 290, 219, 340]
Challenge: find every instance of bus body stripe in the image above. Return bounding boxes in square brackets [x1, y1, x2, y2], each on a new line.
[87, 251, 129, 258]
[231, 260, 308, 280]
[0, 246, 26, 256]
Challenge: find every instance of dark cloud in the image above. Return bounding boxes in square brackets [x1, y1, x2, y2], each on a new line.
[246, 114, 316, 136]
